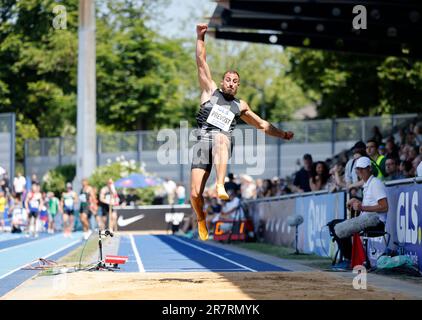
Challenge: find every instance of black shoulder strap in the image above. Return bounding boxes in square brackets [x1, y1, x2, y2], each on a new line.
[350, 159, 356, 175]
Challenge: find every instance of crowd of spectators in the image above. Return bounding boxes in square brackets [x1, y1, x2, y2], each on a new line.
[179, 120, 422, 238]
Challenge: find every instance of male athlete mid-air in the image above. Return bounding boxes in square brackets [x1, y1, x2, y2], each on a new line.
[191, 23, 294, 240]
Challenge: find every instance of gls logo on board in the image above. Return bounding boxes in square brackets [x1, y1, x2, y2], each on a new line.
[396, 191, 421, 245]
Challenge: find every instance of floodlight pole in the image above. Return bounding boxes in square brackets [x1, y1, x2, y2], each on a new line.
[75, 0, 96, 190]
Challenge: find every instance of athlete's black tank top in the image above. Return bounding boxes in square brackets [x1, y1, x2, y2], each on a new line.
[195, 89, 242, 140]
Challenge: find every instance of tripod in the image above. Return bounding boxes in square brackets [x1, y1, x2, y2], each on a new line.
[88, 229, 116, 271]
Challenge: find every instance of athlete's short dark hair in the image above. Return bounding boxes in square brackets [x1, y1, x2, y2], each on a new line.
[222, 70, 240, 80]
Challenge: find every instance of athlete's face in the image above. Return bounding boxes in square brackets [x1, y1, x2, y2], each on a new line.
[220, 73, 240, 97]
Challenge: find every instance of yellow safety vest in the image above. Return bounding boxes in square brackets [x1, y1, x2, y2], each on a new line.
[371, 155, 385, 179]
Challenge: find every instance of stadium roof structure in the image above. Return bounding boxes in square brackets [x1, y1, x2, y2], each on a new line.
[208, 0, 422, 58]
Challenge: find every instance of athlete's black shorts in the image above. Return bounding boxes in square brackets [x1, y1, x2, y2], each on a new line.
[80, 206, 93, 219]
[99, 203, 110, 216]
[29, 211, 39, 218]
[63, 209, 74, 216]
[191, 135, 234, 173]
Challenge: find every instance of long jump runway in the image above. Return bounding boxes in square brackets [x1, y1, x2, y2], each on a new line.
[2, 234, 415, 299]
[118, 235, 289, 273]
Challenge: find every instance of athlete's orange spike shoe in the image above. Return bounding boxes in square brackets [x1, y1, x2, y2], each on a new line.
[216, 184, 229, 201]
[197, 219, 209, 241]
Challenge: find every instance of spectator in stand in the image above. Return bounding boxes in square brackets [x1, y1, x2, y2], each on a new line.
[271, 176, 281, 196]
[366, 139, 387, 180]
[0, 191, 6, 232]
[393, 127, 406, 146]
[262, 179, 273, 197]
[309, 161, 330, 191]
[414, 123, 422, 146]
[224, 173, 240, 197]
[405, 131, 417, 148]
[385, 157, 402, 181]
[400, 144, 411, 161]
[176, 183, 186, 204]
[329, 161, 346, 191]
[278, 178, 292, 195]
[212, 190, 244, 233]
[412, 155, 422, 177]
[0, 172, 10, 194]
[370, 126, 383, 146]
[240, 174, 256, 200]
[345, 141, 366, 198]
[13, 172, 26, 200]
[9, 193, 26, 233]
[399, 160, 413, 178]
[31, 174, 39, 186]
[385, 138, 400, 159]
[331, 156, 389, 271]
[408, 145, 419, 162]
[255, 179, 265, 198]
[417, 159, 422, 177]
[163, 177, 177, 205]
[293, 154, 313, 193]
[378, 143, 386, 156]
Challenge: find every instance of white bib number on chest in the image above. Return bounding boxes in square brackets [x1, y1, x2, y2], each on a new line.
[79, 194, 87, 203]
[64, 198, 74, 207]
[206, 105, 235, 132]
[30, 200, 39, 209]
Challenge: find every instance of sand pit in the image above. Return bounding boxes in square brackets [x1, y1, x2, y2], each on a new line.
[2, 271, 410, 300]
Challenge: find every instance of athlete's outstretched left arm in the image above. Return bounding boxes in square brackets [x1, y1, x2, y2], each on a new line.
[240, 100, 294, 140]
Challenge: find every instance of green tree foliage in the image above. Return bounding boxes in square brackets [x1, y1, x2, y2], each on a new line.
[88, 157, 156, 205]
[41, 164, 76, 196]
[288, 48, 422, 118]
[0, 0, 79, 163]
[95, 0, 198, 131]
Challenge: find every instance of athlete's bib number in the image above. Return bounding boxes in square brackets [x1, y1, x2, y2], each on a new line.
[64, 198, 74, 208]
[79, 194, 87, 203]
[29, 200, 39, 209]
[206, 105, 235, 132]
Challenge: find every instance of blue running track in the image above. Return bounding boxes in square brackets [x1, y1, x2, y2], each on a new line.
[0, 233, 289, 298]
[117, 235, 289, 273]
[0, 232, 83, 297]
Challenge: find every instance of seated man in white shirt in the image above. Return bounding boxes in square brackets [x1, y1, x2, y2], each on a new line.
[330, 156, 388, 270]
[348, 156, 388, 226]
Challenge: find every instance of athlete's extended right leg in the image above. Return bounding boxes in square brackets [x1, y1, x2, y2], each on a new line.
[190, 168, 210, 240]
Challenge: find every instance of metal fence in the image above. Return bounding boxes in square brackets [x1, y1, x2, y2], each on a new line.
[24, 113, 418, 184]
[0, 113, 15, 180]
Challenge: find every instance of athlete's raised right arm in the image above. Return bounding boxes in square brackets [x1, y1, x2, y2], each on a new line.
[196, 24, 217, 98]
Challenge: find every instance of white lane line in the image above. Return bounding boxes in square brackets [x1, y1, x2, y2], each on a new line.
[129, 234, 145, 273]
[0, 239, 82, 280]
[170, 236, 257, 272]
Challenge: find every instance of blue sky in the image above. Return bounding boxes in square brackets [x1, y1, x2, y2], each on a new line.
[153, 0, 217, 38]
